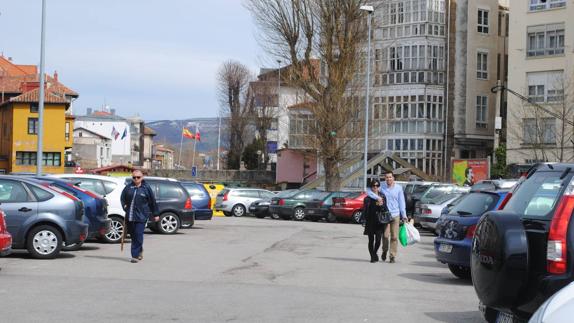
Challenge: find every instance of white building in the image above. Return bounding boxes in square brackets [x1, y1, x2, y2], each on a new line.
[74, 112, 131, 164]
[73, 127, 112, 168]
[506, 0, 572, 165]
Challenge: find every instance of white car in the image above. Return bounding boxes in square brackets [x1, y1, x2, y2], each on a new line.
[530, 282, 574, 323]
[51, 174, 127, 243]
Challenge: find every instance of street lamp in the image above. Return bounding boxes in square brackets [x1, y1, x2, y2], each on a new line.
[360, 5, 374, 191]
[36, 0, 47, 176]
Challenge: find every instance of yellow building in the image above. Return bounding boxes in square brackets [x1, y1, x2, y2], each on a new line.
[0, 56, 78, 174]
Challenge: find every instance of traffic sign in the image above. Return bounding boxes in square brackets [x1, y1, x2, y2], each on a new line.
[191, 166, 197, 177]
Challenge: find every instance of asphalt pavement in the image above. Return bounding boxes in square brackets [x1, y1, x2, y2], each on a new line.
[0, 217, 483, 323]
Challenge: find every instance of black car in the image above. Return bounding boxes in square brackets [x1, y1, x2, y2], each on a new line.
[303, 191, 353, 222]
[249, 199, 271, 218]
[144, 178, 194, 234]
[471, 163, 574, 322]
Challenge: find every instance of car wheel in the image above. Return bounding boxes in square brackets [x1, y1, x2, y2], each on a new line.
[62, 242, 84, 251]
[157, 212, 180, 234]
[223, 211, 232, 217]
[103, 216, 124, 243]
[352, 210, 363, 224]
[232, 204, 246, 217]
[448, 264, 471, 280]
[293, 207, 305, 221]
[326, 212, 337, 223]
[26, 225, 63, 259]
[270, 213, 280, 220]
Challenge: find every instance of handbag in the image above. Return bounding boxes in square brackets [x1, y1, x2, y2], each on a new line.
[376, 206, 392, 224]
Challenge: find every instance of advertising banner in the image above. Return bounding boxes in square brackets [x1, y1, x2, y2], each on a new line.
[452, 159, 490, 186]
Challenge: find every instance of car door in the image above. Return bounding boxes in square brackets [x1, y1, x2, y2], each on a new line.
[0, 179, 38, 243]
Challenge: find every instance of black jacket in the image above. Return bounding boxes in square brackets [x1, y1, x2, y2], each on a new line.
[120, 180, 159, 223]
[363, 195, 388, 235]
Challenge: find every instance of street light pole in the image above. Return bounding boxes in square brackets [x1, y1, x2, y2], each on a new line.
[36, 0, 47, 176]
[360, 5, 374, 191]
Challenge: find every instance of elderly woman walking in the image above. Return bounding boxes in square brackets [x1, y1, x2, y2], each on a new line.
[363, 179, 388, 263]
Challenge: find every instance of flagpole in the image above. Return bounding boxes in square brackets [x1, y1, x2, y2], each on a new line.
[217, 117, 221, 170]
[192, 124, 198, 168]
[178, 125, 184, 169]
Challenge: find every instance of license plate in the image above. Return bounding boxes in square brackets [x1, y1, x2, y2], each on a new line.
[495, 312, 514, 323]
[438, 244, 452, 253]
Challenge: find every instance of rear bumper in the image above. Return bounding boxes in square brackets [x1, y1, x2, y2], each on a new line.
[88, 218, 112, 239]
[65, 221, 89, 245]
[304, 208, 329, 219]
[434, 237, 471, 267]
[214, 202, 232, 213]
[417, 215, 439, 229]
[179, 210, 195, 226]
[330, 207, 354, 218]
[194, 209, 213, 220]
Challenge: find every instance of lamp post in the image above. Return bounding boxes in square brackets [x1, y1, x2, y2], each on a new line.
[36, 0, 47, 176]
[360, 5, 374, 191]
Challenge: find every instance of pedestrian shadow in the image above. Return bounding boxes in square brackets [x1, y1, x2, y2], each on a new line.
[6, 250, 76, 259]
[410, 260, 447, 269]
[398, 272, 472, 286]
[425, 311, 483, 323]
[319, 256, 369, 263]
[83, 255, 131, 262]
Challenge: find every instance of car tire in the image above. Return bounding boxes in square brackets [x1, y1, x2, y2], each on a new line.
[270, 213, 280, 220]
[448, 264, 471, 280]
[352, 210, 363, 224]
[293, 207, 305, 221]
[255, 213, 266, 219]
[26, 225, 63, 259]
[102, 216, 124, 244]
[232, 204, 246, 217]
[223, 211, 232, 217]
[62, 242, 84, 251]
[326, 212, 337, 223]
[157, 212, 180, 234]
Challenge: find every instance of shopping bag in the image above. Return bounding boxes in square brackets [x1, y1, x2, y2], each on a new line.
[404, 222, 421, 246]
[399, 224, 408, 247]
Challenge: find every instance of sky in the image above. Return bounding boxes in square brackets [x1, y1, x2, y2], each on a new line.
[0, 0, 269, 121]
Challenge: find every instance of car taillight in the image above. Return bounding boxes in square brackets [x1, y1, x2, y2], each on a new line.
[207, 198, 212, 209]
[0, 212, 6, 232]
[223, 193, 228, 202]
[465, 224, 477, 239]
[184, 198, 192, 210]
[278, 199, 285, 206]
[547, 188, 574, 275]
[423, 208, 432, 215]
[497, 192, 512, 210]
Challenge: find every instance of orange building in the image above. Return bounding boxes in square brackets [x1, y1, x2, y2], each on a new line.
[0, 56, 78, 174]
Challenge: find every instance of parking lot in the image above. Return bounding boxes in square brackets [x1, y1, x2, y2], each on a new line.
[0, 217, 482, 323]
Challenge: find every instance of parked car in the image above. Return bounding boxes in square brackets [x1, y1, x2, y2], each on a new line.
[52, 174, 126, 243]
[471, 163, 574, 322]
[0, 210, 12, 256]
[265, 190, 300, 219]
[249, 199, 272, 218]
[529, 281, 574, 323]
[0, 176, 88, 259]
[215, 188, 276, 217]
[269, 189, 328, 221]
[471, 179, 518, 192]
[433, 190, 508, 279]
[414, 184, 469, 230]
[303, 191, 354, 222]
[181, 181, 213, 221]
[403, 181, 437, 217]
[330, 192, 368, 223]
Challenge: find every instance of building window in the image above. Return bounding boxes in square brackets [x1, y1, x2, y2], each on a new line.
[28, 118, 39, 135]
[529, 0, 566, 11]
[527, 24, 565, 57]
[477, 52, 488, 79]
[477, 9, 489, 34]
[527, 70, 564, 103]
[476, 96, 488, 128]
[30, 103, 38, 113]
[523, 118, 556, 144]
[65, 122, 70, 141]
[15, 152, 61, 166]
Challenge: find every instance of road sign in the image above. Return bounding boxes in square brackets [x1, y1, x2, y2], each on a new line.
[191, 166, 197, 177]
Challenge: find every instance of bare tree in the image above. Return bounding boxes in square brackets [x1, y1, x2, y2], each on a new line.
[217, 61, 253, 169]
[247, 79, 278, 168]
[246, 0, 370, 190]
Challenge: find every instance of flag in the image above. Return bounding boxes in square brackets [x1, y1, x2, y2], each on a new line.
[182, 128, 195, 139]
[111, 126, 120, 140]
[195, 129, 201, 141]
[121, 128, 127, 139]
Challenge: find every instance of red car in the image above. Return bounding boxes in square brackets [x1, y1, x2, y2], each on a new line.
[0, 210, 12, 256]
[330, 192, 367, 223]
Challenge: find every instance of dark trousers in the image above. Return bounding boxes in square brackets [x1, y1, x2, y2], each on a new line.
[368, 231, 384, 260]
[128, 221, 145, 259]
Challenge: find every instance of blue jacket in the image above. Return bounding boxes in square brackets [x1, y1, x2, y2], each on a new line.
[120, 181, 159, 223]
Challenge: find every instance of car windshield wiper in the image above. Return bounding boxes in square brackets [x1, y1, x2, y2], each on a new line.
[456, 210, 473, 216]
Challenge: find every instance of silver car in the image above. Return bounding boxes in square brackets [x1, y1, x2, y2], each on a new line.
[215, 188, 276, 217]
[415, 184, 469, 231]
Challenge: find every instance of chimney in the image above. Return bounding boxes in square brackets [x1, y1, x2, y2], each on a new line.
[54, 70, 58, 82]
[87, 108, 92, 115]
[110, 109, 116, 115]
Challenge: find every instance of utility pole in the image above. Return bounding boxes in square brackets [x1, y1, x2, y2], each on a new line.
[36, 0, 47, 176]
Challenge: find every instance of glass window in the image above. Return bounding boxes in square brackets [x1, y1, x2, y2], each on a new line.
[29, 184, 54, 202]
[477, 52, 488, 79]
[159, 183, 185, 199]
[28, 118, 39, 135]
[102, 181, 118, 195]
[0, 180, 30, 202]
[476, 96, 488, 128]
[184, 184, 207, 199]
[76, 178, 107, 196]
[477, 9, 489, 34]
[529, 0, 566, 11]
[504, 172, 564, 218]
[15, 152, 37, 166]
[448, 192, 498, 216]
[523, 118, 556, 144]
[527, 24, 565, 57]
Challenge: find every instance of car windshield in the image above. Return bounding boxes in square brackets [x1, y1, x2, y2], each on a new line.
[413, 185, 431, 194]
[275, 190, 299, 198]
[420, 185, 463, 204]
[448, 192, 499, 217]
[504, 172, 565, 218]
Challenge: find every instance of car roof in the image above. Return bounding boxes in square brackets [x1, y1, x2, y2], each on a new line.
[53, 174, 125, 182]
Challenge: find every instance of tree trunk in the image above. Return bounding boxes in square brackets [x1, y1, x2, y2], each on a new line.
[323, 157, 341, 192]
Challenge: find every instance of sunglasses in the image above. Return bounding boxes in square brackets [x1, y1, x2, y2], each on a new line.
[372, 184, 380, 187]
[132, 176, 142, 179]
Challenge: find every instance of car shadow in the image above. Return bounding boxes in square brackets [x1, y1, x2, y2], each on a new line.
[83, 255, 133, 262]
[76, 245, 100, 251]
[319, 256, 370, 263]
[6, 250, 76, 259]
[425, 311, 483, 322]
[398, 272, 472, 286]
[410, 260, 447, 269]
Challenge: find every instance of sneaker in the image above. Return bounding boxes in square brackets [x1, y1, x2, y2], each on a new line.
[381, 251, 387, 262]
[138, 252, 143, 261]
[389, 257, 395, 263]
[130, 258, 139, 263]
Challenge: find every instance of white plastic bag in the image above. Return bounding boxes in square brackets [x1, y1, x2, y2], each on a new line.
[405, 222, 420, 245]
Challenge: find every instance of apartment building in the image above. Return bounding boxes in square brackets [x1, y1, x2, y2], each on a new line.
[506, 0, 572, 165]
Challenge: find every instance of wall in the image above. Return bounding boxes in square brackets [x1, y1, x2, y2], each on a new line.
[276, 149, 317, 184]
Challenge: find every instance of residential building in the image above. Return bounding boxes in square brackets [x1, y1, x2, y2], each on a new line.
[74, 107, 131, 164]
[142, 126, 156, 169]
[0, 55, 77, 174]
[506, 0, 573, 165]
[446, 0, 509, 168]
[152, 144, 174, 170]
[73, 127, 112, 168]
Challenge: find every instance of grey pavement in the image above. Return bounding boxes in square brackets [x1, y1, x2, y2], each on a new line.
[0, 217, 483, 323]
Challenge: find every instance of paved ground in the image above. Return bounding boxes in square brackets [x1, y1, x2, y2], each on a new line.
[0, 217, 483, 323]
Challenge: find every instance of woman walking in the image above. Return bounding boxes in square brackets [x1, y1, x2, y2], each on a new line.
[363, 179, 388, 263]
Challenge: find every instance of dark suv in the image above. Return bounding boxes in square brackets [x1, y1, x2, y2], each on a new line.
[144, 178, 194, 234]
[471, 163, 574, 322]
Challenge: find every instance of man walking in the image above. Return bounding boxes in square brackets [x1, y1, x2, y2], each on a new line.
[380, 171, 407, 263]
[120, 170, 159, 263]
